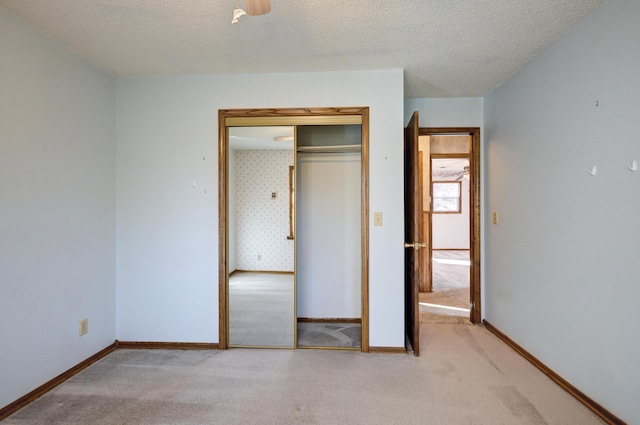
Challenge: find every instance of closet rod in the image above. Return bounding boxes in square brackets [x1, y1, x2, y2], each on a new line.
[297, 144, 361, 153]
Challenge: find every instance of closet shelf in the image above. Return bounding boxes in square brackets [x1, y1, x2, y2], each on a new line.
[297, 144, 361, 153]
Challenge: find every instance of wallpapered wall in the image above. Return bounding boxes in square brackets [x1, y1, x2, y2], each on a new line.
[432, 177, 470, 249]
[235, 150, 294, 271]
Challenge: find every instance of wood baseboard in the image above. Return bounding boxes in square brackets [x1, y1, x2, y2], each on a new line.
[0, 342, 117, 421]
[297, 317, 362, 324]
[369, 346, 406, 354]
[482, 320, 624, 425]
[115, 341, 219, 350]
[232, 270, 294, 275]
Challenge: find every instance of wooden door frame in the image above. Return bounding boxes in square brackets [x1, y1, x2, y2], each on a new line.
[420, 128, 481, 324]
[218, 107, 370, 351]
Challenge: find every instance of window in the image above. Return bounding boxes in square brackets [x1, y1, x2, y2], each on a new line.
[432, 181, 461, 213]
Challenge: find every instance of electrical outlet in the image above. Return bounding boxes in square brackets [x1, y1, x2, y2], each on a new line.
[257, 254, 262, 261]
[79, 319, 88, 336]
[492, 211, 499, 225]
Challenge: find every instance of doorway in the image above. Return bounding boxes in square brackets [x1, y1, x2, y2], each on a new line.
[421, 155, 471, 323]
[405, 116, 481, 355]
[218, 107, 370, 352]
[419, 129, 481, 325]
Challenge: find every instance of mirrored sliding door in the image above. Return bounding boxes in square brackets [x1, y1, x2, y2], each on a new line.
[218, 107, 370, 352]
[227, 126, 296, 348]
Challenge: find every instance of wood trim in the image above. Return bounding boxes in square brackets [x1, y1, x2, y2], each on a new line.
[224, 107, 365, 127]
[218, 109, 228, 350]
[361, 107, 370, 353]
[470, 129, 481, 324]
[430, 153, 471, 159]
[419, 128, 474, 135]
[227, 116, 362, 126]
[483, 321, 624, 425]
[0, 342, 117, 421]
[116, 341, 219, 350]
[227, 344, 295, 350]
[420, 127, 481, 324]
[221, 107, 368, 119]
[297, 346, 361, 352]
[297, 318, 362, 323]
[369, 346, 407, 354]
[219, 107, 370, 353]
[232, 270, 294, 275]
[418, 151, 430, 293]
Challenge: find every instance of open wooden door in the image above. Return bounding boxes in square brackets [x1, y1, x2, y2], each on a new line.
[404, 112, 422, 356]
[419, 142, 431, 293]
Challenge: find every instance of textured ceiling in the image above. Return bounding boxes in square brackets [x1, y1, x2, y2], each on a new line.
[0, 0, 604, 98]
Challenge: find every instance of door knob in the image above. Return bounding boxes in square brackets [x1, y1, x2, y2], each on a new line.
[404, 242, 427, 251]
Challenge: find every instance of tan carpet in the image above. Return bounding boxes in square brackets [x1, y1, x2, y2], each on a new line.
[297, 322, 361, 348]
[4, 325, 604, 424]
[229, 272, 295, 348]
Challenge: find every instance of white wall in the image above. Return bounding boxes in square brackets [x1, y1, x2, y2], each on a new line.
[116, 70, 405, 347]
[405, 98, 484, 128]
[235, 150, 294, 272]
[484, 0, 639, 422]
[297, 153, 362, 318]
[432, 177, 470, 249]
[0, 6, 116, 409]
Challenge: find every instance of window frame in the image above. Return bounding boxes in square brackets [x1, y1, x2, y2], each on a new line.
[432, 180, 462, 214]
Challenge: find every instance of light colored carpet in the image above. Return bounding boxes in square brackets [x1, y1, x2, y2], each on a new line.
[4, 325, 604, 424]
[297, 322, 361, 348]
[230, 272, 361, 348]
[229, 272, 295, 347]
[420, 250, 471, 324]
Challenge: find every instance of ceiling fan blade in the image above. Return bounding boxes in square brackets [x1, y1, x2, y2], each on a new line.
[274, 135, 294, 142]
[244, 0, 271, 16]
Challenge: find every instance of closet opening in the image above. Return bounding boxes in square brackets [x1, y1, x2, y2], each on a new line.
[218, 108, 370, 352]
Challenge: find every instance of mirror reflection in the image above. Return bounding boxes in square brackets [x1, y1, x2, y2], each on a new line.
[228, 126, 295, 347]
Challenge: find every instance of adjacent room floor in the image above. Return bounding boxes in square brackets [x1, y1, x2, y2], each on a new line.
[420, 250, 471, 324]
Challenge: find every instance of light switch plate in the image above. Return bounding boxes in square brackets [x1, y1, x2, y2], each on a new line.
[79, 319, 88, 336]
[374, 212, 383, 226]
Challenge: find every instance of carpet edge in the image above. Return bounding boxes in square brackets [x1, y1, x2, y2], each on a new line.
[483, 320, 625, 425]
[0, 342, 117, 421]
